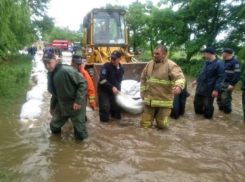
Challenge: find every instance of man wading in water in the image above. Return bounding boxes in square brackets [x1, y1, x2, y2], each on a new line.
[42, 52, 88, 140]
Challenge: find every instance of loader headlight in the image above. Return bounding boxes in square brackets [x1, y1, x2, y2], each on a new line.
[129, 47, 133, 53]
[88, 47, 93, 53]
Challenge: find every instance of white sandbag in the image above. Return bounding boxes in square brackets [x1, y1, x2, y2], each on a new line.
[132, 91, 141, 99]
[20, 54, 48, 122]
[126, 89, 138, 96]
[20, 99, 43, 120]
[115, 92, 143, 114]
[26, 89, 44, 101]
[134, 82, 141, 91]
[121, 80, 138, 94]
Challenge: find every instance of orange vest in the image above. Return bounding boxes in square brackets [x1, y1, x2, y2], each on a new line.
[79, 67, 96, 107]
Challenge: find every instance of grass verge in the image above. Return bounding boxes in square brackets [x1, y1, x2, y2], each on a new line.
[0, 54, 32, 98]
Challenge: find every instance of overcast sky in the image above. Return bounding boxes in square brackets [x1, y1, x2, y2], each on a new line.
[47, 0, 158, 31]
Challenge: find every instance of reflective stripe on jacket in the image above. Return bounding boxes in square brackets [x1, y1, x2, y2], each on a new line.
[140, 57, 185, 108]
[224, 57, 241, 86]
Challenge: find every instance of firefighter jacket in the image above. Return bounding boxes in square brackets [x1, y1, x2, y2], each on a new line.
[224, 57, 241, 86]
[196, 58, 225, 96]
[48, 62, 87, 116]
[98, 62, 124, 94]
[140, 57, 185, 108]
[78, 67, 96, 107]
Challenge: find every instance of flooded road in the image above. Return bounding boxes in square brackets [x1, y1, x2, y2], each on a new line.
[0, 55, 245, 182]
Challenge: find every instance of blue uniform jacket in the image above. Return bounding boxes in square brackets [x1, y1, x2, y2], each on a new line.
[196, 58, 225, 96]
[97, 62, 124, 94]
[224, 57, 241, 86]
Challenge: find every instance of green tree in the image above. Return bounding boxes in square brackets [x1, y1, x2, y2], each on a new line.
[0, 0, 51, 61]
[104, 2, 149, 53]
[219, 2, 245, 61]
[27, 0, 50, 18]
[157, 0, 245, 60]
[0, 0, 34, 59]
[33, 15, 55, 37]
[127, 1, 149, 53]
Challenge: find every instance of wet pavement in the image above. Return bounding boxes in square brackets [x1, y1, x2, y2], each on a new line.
[0, 56, 245, 182]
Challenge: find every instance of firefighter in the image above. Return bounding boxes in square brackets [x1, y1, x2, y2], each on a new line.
[71, 54, 96, 111]
[140, 45, 185, 129]
[42, 52, 88, 140]
[191, 47, 225, 119]
[97, 50, 124, 122]
[217, 48, 241, 114]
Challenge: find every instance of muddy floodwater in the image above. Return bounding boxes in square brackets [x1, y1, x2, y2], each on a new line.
[0, 57, 245, 182]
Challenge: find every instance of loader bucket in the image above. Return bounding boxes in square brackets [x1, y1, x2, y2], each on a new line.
[93, 62, 147, 102]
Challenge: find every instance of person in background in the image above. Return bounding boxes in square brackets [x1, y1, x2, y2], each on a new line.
[71, 54, 96, 112]
[68, 44, 73, 53]
[140, 45, 185, 129]
[94, 25, 109, 42]
[42, 52, 88, 140]
[191, 47, 225, 119]
[43, 45, 52, 53]
[217, 48, 241, 114]
[73, 45, 77, 54]
[97, 50, 124, 122]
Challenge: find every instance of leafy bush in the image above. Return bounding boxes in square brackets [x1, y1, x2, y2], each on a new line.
[171, 57, 205, 77]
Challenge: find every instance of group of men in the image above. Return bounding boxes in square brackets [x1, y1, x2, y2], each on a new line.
[191, 47, 241, 119]
[43, 46, 62, 57]
[41, 45, 243, 141]
[28, 45, 37, 55]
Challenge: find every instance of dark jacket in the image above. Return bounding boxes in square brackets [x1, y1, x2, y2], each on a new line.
[196, 58, 225, 96]
[241, 76, 245, 91]
[224, 57, 241, 86]
[97, 62, 124, 94]
[48, 62, 87, 116]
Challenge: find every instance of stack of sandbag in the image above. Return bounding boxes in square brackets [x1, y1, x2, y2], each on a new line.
[20, 54, 47, 122]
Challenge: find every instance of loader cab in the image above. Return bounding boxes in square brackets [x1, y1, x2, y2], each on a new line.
[82, 8, 139, 79]
[83, 9, 127, 47]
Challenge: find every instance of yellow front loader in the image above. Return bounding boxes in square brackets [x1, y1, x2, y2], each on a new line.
[82, 8, 147, 95]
